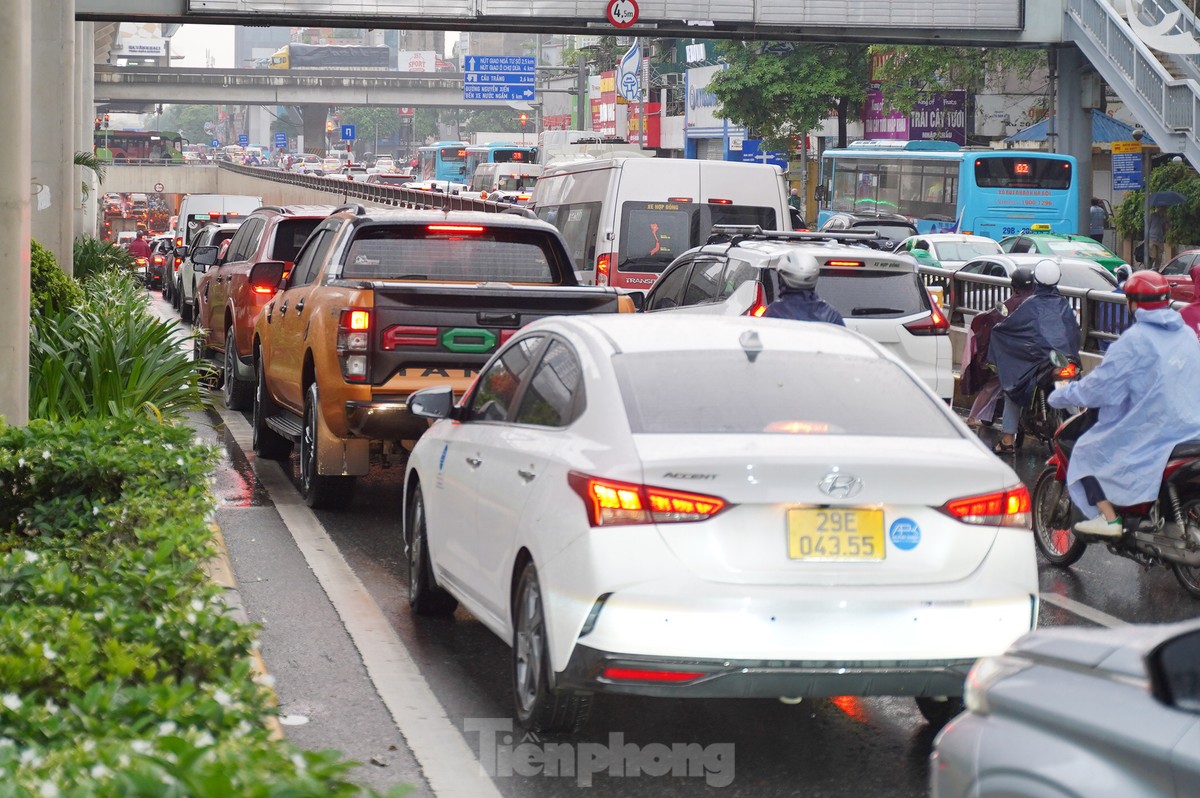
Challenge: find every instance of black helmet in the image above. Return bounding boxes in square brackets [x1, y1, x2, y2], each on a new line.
[1010, 266, 1035, 291]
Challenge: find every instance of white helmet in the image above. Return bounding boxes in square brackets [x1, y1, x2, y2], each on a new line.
[1033, 258, 1061, 287]
[773, 250, 821, 290]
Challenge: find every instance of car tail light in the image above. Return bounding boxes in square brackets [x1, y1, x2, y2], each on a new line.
[428, 224, 485, 234]
[1056, 362, 1079, 379]
[175, 237, 182, 247]
[173, 257, 182, 272]
[134, 257, 148, 267]
[825, 260, 863, 268]
[596, 252, 613, 286]
[381, 325, 438, 349]
[337, 309, 371, 382]
[152, 255, 165, 265]
[707, 198, 733, 205]
[939, 485, 1031, 527]
[744, 283, 767, 317]
[568, 472, 728, 526]
[601, 667, 704, 683]
[904, 301, 950, 336]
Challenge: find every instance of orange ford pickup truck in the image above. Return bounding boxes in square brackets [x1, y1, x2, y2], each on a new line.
[250, 206, 635, 509]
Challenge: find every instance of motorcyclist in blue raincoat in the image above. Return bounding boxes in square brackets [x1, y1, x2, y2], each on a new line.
[1048, 270, 1200, 536]
[987, 259, 1081, 453]
[763, 250, 845, 325]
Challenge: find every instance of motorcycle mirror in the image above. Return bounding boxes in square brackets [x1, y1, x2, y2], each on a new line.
[995, 302, 1009, 317]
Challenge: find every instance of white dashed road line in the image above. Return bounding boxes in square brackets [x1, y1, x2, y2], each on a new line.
[1038, 590, 1128, 628]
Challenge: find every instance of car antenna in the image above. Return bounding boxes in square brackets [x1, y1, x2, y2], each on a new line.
[739, 330, 763, 363]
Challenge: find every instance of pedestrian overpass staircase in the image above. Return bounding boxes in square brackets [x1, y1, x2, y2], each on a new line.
[1067, 0, 1200, 166]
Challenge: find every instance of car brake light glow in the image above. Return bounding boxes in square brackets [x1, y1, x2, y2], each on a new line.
[667, 197, 693, 203]
[940, 485, 1031, 527]
[1056, 362, 1079, 379]
[825, 260, 863, 268]
[904, 300, 950, 336]
[707, 198, 733, 205]
[568, 472, 728, 526]
[744, 283, 768, 317]
[596, 252, 612, 286]
[337, 309, 372, 382]
[428, 224, 484, 234]
[381, 325, 439, 349]
[601, 667, 704, 683]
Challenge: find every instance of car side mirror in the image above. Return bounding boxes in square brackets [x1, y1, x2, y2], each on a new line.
[407, 385, 455, 420]
[248, 260, 286, 294]
[175, 245, 188, 259]
[788, 207, 805, 231]
[1151, 627, 1200, 713]
[621, 289, 646, 311]
[192, 245, 219, 267]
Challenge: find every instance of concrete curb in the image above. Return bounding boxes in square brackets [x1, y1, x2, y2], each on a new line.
[203, 522, 285, 742]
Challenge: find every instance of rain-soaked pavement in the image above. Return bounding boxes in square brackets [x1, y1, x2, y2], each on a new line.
[162, 291, 1197, 798]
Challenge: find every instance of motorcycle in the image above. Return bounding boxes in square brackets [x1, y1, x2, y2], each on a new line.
[1017, 351, 1082, 449]
[1031, 408, 1200, 598]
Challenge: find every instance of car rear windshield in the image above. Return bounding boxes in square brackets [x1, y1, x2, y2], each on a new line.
[815, 270, 930, 319]
[935, 241, 1000, 261]
[270, 219, 323, 263]
[619, 201, 778, 274]
[342, 224, 559, 283]
[613, 351, 958, 437]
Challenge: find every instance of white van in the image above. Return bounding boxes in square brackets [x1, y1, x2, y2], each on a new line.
[530, 158, 791, 288]
[470, 162, 542, 196]
[175, 194, 263, 250]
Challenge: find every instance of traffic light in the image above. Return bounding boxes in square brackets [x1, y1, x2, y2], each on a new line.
[103, 114, 110, 129]
[326, 120, 334, 133]
[519, 113, 528, 128]
[94, 116, 101, 131]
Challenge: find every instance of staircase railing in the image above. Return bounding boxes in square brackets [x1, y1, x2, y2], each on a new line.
[1136, 0, 1200, 81]
[1066, 0, 1200, 167]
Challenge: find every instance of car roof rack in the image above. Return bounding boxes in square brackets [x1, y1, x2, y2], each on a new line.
[706, 225, 884, 247]
[332, 203, 369, 216]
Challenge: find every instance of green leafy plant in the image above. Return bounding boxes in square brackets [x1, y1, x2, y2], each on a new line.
[29, 268, 208, 421]
[30, 240, 83, 316]
[0, 417, 408, 796]
[73, 234, 134, 283]
[74, 150, 107, 203]
[1114, 159, 1200, 246]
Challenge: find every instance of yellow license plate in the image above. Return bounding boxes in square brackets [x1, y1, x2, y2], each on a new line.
[787, 509, 886, 561]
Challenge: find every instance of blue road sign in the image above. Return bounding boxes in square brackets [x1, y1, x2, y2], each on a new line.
[740, 139, 788, 170]
[238, 133, 249, 147]
[1112, 148, 1143, 192]
[211, 139, 220, 148]
[273, 131, 288, 149]
[341, 124, 356, 141]
[464, 54, 536, 103]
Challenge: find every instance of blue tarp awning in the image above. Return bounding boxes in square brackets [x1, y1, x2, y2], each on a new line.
[1004, 109, 1156, 144]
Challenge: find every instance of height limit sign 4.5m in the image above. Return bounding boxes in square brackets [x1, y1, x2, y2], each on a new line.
[606, 0, 639, 28]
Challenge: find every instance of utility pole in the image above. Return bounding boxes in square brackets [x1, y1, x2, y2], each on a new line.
[577, 54, 587, 130]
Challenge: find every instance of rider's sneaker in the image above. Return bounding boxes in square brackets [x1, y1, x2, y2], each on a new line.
[1074, 515, 1123, 537]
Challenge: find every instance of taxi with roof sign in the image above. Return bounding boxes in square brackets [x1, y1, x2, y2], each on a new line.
[641, 226, 954, 399]
[999, 224, 1128, 274]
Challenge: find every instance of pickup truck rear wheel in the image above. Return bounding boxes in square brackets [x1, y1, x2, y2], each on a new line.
[223, 325, 253, 411]
[252, 355, 292, 461]
[300, 382, 355, 510]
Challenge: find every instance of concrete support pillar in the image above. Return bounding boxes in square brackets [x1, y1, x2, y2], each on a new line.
[0, 0, 31, 426]
[1057, 45, 1094, 235]
[299, 104, 331, 155]
[31, 0, 76, 274]
[77, 21, 97, 239]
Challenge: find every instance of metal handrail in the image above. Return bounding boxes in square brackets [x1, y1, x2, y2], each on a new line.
[918, 265, 1187, 354]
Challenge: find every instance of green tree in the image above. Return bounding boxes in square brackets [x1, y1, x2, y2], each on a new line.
[707, 42, 871, 153]
[1114, 159, 1200, 246]
[158, 105, 221, 144]
[335, 106, 404, 154]
[868, 46, 1045, 114]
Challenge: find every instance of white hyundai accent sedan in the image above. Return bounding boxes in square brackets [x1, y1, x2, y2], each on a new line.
[402, 314, 1038, 733]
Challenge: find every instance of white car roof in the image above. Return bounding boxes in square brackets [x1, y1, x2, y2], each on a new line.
[729, 239, 918, 273]
[903, 234, 999, 245]
[529, 313, 882, 359]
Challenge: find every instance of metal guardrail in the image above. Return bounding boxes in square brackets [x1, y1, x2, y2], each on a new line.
[1139, 0, 1200, 81]
[216, 160, 518, 215]
[918, 265, 1187, 354]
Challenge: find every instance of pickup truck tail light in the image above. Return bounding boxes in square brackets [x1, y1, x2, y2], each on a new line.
[337, 309, 371, 382]
[596, 252, 613, 286]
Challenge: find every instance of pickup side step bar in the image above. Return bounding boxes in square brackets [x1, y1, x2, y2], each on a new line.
[265, 412, 305, 443]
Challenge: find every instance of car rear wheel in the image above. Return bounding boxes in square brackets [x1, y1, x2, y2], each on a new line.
[406, 484, 458, 617]
[299, 382, 355, 510]
[1032, 467, 1087, 567]
[915, 696, 964, 727]
[252, 354, 291, 461]
[512, 562, 592, 733]
[222, 325, 253, 411]
[180, 293, 193, 323]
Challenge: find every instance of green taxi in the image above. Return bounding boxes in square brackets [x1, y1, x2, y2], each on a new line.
[998, 225, 1127, 274]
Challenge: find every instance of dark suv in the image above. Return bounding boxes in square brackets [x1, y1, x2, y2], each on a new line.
[194, 205, 336, 410]
[819, 212, 919, 251]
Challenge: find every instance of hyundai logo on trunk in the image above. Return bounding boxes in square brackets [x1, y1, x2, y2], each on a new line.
[818, 473, 863, 498]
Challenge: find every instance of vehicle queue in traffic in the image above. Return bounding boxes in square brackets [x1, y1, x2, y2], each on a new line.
[147, 148, 1200, 797]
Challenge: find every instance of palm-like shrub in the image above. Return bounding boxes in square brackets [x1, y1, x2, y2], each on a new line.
[74, 234, 134, 282]
[29, 269, 207, 421]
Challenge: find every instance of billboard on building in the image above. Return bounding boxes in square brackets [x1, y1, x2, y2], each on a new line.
[397, 51, 437, 72]
[864, 90, 967, 145]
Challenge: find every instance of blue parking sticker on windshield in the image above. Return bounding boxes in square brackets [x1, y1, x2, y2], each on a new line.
[889, 518, 921, 551]
[438, 444, 448, 471]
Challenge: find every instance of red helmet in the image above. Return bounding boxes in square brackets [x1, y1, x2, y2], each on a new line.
[1123, 270, 1171, 309]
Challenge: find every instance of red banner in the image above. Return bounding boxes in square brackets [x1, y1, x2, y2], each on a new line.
[626, 102, 661, 148]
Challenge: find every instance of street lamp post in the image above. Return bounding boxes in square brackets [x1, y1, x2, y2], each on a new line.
[1133, 125, 1149, 269]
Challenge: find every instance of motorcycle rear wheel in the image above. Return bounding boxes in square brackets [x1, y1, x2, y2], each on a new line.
[1171, 498, 1200, 599]
[1032, 466, 1087, 567]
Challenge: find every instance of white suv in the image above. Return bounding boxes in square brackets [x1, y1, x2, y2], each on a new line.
[641, 226, 954, 399]
[177, 222, 242, 324]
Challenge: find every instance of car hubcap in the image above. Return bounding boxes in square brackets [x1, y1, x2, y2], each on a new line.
[223, 333, 235, 404]
[515, 578, 544, 713]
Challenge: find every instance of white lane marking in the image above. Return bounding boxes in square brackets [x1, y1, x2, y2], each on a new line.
[219, 407, 502, 798]
[1039, 591, 1128, 628]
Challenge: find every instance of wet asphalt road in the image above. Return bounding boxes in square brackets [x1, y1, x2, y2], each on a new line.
[159, 284, 1198, 797]
[201, 408, 1200, 798]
